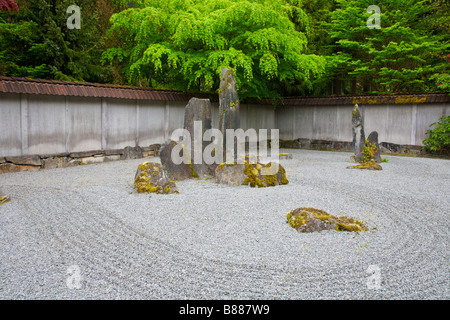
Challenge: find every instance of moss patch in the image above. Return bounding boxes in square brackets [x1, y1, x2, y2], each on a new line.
[347, 139, 382, 170]
[243, 160, 289, 188]
[347, 160, 382, 170]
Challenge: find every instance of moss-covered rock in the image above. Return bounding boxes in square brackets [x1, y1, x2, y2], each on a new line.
[243, 160, 289, 187]
[347, 136, 383, 170]
[215, 158, 289, 188]
[0, 194, 11, 206]
[286, 207, 368, 233]
[134, 162, 179, 194]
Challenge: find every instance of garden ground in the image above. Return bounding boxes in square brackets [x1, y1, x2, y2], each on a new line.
[0, 149, 448, 299]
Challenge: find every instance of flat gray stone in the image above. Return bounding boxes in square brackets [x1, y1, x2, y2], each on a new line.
[69, 151, 104, 158]
[121, 146, 143, 160]
[5, 155, 42, 166]
[43, 158, 59, 170]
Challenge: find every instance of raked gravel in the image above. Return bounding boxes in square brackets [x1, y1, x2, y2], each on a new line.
[0, 149, 448, 299]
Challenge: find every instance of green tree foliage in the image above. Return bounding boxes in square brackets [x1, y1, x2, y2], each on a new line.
[327, 0, 449, 95]
[422, 116, 450, 155]
[102, 0, 326, 99]
[282, 0, 337, 96]
[1, 0, 447, 97]
[0, 0, 124, 83]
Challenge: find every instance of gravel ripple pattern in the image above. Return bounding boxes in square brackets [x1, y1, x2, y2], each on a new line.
[0, 149, 449, 299]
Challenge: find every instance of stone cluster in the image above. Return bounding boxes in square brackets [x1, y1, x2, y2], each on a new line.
[214, 159, 289, 188]
[147, 68, 291, 193]
[349, 104, 383, 170]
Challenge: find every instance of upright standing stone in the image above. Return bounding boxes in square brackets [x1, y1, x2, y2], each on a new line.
[184, 97, 216, 178]
[367, 131, 381, 163]
[352, 104, 365, 163]
[219, 68, 240, 163]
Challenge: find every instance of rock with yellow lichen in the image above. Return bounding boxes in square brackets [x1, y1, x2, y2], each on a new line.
[215, 158, 289, 187]
[286, 207, 368, 233]
[347, 135, 383, 170]
[134, 162, 179, 194]
[0, 194, 10, 205]
[0, 188, 10, 205]
[243, 161, 289, 187]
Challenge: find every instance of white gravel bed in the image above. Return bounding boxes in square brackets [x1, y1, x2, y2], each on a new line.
[0, 149, 448, 299]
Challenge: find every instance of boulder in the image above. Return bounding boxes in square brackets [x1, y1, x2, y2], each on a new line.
[215, 158, 289, 188]
[159, 140, 197, 181]
[215, 163, 246, 186]
[134, 162, 178, 194]
[243, 161, 289, 187]
[286, 207, 368, 233]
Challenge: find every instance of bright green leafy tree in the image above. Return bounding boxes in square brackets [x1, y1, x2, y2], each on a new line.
[287, 0, 337, 95]
[102, 0, 326, 99]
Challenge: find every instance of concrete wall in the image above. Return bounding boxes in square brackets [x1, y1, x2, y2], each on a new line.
[0, 93, 185, 157]
[276, 103, 449, 146]
[0, 92, 448, 157]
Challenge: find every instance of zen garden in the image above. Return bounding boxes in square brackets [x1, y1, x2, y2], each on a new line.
[0, 0, 448, 303]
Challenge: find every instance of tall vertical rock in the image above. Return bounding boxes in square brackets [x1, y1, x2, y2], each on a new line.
[159, 97, 216, 180]
[219, 68, 240, 163]
[184, 97, 216, 178]
[367, 131, 381, 163]
[352, 104, 365, 162]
